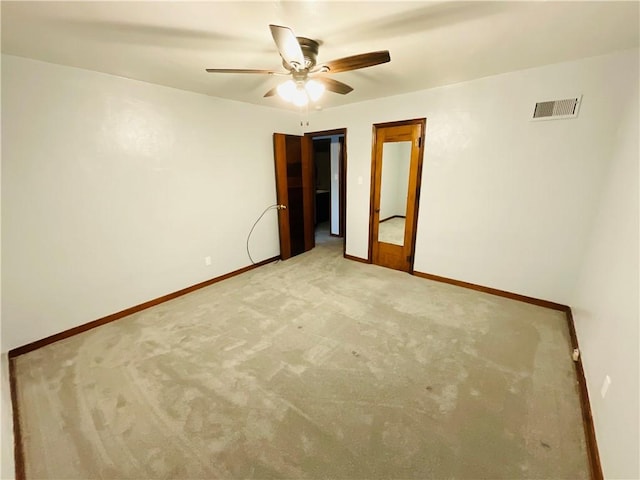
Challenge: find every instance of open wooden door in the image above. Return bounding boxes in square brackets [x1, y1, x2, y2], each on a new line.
[369, 119, 426, 272]
[273, 133, 315, 260]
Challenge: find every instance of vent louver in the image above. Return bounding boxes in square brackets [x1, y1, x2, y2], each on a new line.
[532, 96, 581, 120]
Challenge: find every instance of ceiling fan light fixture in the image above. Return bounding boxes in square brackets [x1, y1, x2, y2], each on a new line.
[277, 79, 297, 102]
[207, 24, 390, 105]
[292, 85, 309, 107]
[277, 79, 310, 106]
[304, 79, 325, 102]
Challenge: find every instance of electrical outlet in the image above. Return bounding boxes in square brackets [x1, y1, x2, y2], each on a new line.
[204, 256, 212, 266]
[600, 375, 611, 398]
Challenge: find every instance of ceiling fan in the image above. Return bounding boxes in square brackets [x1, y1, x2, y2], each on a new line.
[205, 24, 390, 106]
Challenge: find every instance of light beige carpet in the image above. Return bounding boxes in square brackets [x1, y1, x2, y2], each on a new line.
[13, 234, 589, 479]
[378, 217, 405, 246]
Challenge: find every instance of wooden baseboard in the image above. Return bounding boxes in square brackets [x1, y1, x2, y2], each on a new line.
[413, 270, 602, 479]
[8, 255, 280, 359]
[379, 215, 406, 223]
[412, 271, 568, 311]
[9, 357, 25, 480]
[343, 253, 369, 264]
[565, 309, 603, 480]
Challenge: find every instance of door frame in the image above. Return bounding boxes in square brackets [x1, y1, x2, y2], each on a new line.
[367, 118, 426, 272]
[305, 128, 347, 257]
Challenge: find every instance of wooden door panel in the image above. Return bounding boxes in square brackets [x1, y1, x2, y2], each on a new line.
[273, 133, 314, 260]
[377, 243, 409, 272]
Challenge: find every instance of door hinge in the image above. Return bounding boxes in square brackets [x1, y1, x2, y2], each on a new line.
[417, 137, 422, 148]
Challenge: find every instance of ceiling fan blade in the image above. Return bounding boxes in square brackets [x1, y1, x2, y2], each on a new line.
[269, 24, 305, 70]
[316, 77, 354, 95]
[322, 51, 390, 73]
[206, 68, 278, 75]
[263, 86, 278, 97]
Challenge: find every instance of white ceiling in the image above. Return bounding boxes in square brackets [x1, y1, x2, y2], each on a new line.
[2, 1, 639, 110]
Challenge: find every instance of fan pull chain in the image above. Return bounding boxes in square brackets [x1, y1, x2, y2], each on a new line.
[298, 103, 310, 128]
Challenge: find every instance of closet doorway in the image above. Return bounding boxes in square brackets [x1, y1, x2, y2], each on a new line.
[368, 118, 426, 272]
[273, 128, 347, 260]
[311, 133, 345, 240]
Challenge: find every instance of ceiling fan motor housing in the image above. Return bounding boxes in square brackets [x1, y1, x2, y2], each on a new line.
[282, 37, 320, 71]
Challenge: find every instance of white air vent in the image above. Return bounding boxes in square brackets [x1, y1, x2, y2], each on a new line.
[532, 95, 582, 121]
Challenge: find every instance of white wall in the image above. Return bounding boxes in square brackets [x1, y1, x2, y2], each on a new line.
[569, 64, 639, 479]
[306, 49, 637, 304]
[1, 55, 299, 353]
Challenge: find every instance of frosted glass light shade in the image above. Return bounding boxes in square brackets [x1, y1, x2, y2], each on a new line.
[277, 79, 321, 106]
[292, 86, 308, 107]
[304, 79, 325, 102]
[277, 80, 297, 102]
